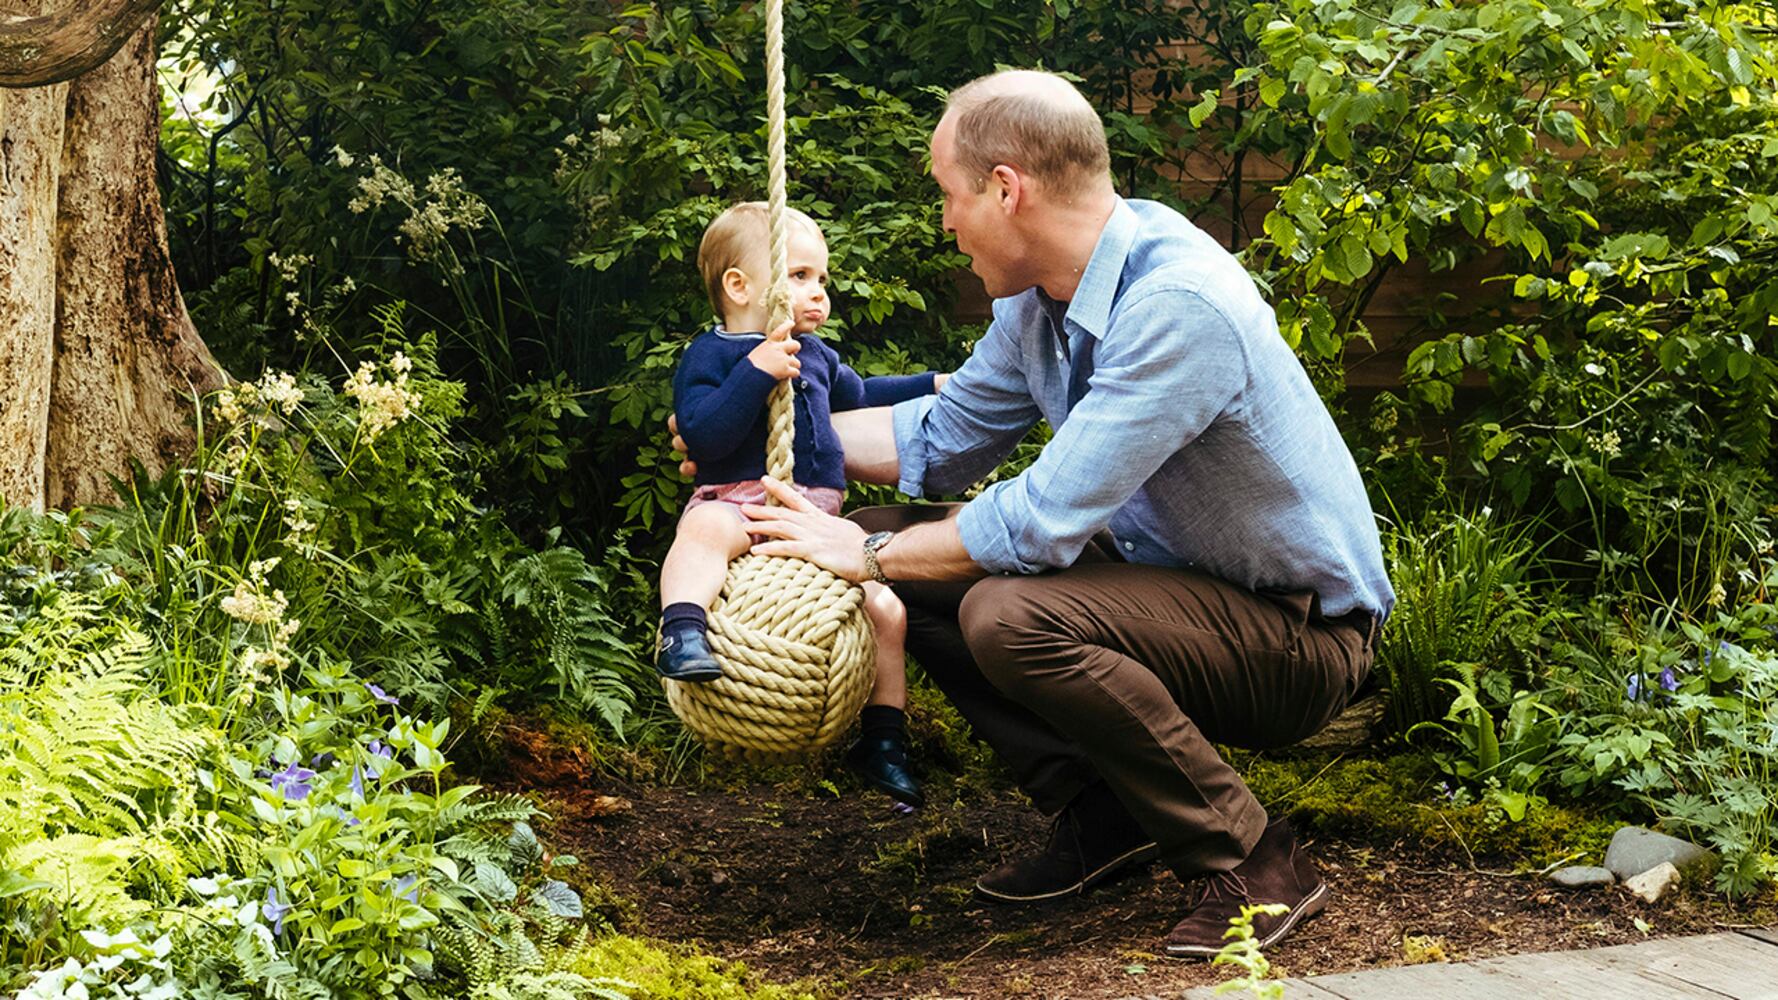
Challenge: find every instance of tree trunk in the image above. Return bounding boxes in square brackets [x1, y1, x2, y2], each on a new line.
[0, 12, 222, 513]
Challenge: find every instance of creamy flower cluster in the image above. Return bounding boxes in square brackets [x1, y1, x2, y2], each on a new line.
[344, 351, 419, 442]
[212, 371, 304, 428]
[221, 558, 300, 702]
[347, 155, 486, 269]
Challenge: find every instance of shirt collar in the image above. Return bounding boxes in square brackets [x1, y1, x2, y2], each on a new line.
[1058, 197, 1137, 342]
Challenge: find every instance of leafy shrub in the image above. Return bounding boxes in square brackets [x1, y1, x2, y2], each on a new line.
[1375, 504, 1551, 733]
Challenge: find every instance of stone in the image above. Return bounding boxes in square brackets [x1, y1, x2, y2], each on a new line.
[1604, 826, 1714, 880]
[1623, 861, 1680, 903]
[1549, 865, 1615, 889]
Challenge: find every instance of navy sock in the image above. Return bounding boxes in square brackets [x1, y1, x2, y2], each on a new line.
[661, 602, 707, 631]
[860, 705, 906, 742]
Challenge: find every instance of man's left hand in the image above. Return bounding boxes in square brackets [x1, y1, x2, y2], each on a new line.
[742, 476, 869, 583]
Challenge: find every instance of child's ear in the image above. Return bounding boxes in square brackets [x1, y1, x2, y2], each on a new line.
[722, 267, 752, 307]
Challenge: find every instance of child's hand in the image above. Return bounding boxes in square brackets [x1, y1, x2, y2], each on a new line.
[747, 319, 802, 380]
[934, 372, 951, 392]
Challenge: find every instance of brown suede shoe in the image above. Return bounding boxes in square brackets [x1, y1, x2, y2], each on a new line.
[1162, 817, 1327, 959]
[975, 782, 1158, 903]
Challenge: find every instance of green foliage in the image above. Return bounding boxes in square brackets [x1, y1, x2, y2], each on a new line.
[1375, 504, 1552, 733]
[1211, 904, 1291, 999]
[0, 546, 632, 998]
[1546, 588, 1778, 896]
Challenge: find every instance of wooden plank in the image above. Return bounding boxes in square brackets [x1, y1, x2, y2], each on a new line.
[1177, 979, 1347, 1000]
[1580, 932, 1778, 1000]
[1471, 947, 1735, 999]
[1738, 927, 1778, 948]
[1292, 958, 1522, 999]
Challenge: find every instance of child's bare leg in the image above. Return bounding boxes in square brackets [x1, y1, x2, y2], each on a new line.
[847, 582, 923, 807]
[862, 581, 908, 708]
[656, 504, 750, 682]
[659, 504, 751, 610]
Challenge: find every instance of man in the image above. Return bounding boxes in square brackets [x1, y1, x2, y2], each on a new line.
[682, 69, 1394, 957]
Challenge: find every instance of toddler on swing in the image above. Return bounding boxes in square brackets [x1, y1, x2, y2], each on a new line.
[655, 201, 944, 808]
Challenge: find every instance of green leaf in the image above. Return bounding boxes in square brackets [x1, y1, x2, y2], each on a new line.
[1188, 89, 1220, 129]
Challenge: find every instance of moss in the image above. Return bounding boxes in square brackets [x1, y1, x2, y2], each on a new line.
[1232, 751, 1620, 865]
[571, 934, 839, 1000]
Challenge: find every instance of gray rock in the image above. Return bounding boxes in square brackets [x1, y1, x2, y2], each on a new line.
[1549, 865, 1615, 889]
[1624, 861, 1681, 903]
[1604, 826, 1714, 880]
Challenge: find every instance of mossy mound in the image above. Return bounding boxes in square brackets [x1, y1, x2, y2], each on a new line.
[1235, 751, 1620, 865]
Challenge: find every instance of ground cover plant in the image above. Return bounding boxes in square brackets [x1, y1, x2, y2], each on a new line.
[1, 0, 1776, 996]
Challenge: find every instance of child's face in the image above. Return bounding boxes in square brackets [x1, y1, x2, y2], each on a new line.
[785, 227, 831, 334]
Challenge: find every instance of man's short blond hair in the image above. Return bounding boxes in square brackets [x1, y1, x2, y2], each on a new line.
[944, 70, 1110, 198]
[697, 201, 822, 319]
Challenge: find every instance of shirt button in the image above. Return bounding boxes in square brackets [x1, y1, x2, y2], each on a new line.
[1123, 541, 1135, 552]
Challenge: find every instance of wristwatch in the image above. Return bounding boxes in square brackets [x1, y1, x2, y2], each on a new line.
[862, 530, 895, 585]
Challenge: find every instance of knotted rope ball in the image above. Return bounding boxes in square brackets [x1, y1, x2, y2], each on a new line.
[661, 0, 877, 762]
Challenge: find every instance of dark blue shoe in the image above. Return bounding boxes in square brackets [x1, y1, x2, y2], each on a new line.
[845, 734, 924, 808]
[655, 621, 723, 682]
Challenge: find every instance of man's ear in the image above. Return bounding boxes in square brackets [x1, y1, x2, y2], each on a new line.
[722, 267, 752, 307]
[991, 164, 1023, 214]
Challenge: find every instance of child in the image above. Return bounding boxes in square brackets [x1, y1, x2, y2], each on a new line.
[657, 202, 944, 808]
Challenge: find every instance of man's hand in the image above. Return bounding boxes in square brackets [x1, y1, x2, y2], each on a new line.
[746, 319, 801, 380]
[742, 476, 870, 582]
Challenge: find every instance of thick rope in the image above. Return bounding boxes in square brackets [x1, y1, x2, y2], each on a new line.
[662, 0, 876, 761]
[761, 0, 796, 491]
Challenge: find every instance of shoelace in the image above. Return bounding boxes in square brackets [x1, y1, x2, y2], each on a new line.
[1188, 869, 1252, 911]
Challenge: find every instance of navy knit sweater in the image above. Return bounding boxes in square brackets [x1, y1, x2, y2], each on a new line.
[673, 327, 938, 490]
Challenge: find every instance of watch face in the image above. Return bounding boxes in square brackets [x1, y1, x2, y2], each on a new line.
[866, 530, 894, 550]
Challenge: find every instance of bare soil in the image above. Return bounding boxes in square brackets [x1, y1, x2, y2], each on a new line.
[486, 722, 1773, 1000]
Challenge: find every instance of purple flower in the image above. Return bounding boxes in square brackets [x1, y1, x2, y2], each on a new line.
[262, 886, 291, 935]
[364, 740, 393, 779]
[368, 740, 392, 758]
[349, 765, 367, 799]
[392, 874, 420, 903]
[328, 805, 361, 827]
[365, 683, 399, 707]
[270, 761, 317, 802]
[1626, 672, 1645, 702]
[1659, 666, 1680, 692]
[890, 801, 918, 816]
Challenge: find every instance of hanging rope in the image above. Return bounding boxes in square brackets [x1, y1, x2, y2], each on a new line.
[663, 0, 877, 762]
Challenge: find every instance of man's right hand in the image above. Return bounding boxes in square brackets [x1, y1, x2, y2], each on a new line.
[746, 319, 800, 380]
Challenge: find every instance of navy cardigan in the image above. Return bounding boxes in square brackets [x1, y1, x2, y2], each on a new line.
[673, 328, 937, 490]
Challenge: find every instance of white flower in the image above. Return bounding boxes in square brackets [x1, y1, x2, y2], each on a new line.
[332, 144, 355, 168]
[344, 357, 420, 441]
[213, 388, 244, 425]
[257, 371, 303, 415]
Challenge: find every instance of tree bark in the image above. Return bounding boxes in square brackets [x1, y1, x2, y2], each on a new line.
[0, 12, 221, 513]
[1, 0, 161, 87]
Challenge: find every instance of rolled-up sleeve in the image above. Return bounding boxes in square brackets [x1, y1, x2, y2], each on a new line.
[891, 302, 1042, 499]
[956, 288, 1247, 574]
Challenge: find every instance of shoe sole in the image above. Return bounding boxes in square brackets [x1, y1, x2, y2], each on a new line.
[974, 841, 1160, 904]
[1162, 881, 1329, 960]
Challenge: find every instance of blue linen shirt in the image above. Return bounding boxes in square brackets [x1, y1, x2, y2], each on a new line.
[891, 198, 1395, 621]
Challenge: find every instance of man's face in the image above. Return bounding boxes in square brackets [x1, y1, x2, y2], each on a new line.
[932, 116, 1021, 298]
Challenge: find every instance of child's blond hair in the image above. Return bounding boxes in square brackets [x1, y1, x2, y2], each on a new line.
[697, 201, 823, 320]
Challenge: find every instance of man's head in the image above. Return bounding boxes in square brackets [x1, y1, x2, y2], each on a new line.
[697, 202, 831, 333]
[932, 70, 1112, 297]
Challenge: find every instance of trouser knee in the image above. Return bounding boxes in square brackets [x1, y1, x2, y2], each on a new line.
[957, 576, 1066, 701]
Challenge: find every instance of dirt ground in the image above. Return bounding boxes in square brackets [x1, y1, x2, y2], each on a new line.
[487, 725, 1774, 1000]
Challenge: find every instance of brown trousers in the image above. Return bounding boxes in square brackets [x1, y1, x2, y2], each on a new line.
[851, 504, 1375, 877]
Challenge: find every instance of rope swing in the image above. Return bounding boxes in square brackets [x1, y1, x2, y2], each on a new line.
[662, 0, 877, 762]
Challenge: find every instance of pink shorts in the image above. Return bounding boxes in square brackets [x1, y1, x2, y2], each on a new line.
[684, 479, 845, 519]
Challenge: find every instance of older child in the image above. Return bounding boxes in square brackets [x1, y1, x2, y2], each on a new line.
[657, 202, 943, 807]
